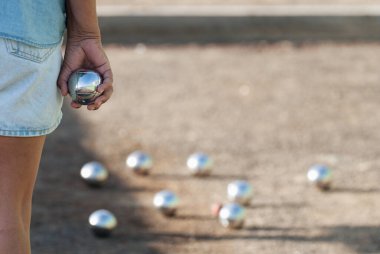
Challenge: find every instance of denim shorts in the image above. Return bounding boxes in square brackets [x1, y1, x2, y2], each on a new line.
[0, 38, 63, 137]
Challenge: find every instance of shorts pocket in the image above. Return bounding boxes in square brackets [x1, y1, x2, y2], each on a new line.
[5, 39, 55, 63]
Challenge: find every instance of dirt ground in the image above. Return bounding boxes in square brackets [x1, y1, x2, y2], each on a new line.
[97, 0, 380, 5]
[32, 42, 380, 254]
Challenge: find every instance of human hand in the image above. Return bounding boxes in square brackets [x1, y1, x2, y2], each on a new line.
[57, 37, 113, 110]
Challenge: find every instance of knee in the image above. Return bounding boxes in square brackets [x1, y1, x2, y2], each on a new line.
[0, 192, 31, 219]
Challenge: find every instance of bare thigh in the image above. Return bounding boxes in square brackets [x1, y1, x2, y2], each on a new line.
[0, 136, 45, 216]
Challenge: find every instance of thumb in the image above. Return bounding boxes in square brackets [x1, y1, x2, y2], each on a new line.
[57, 64, 73, 96]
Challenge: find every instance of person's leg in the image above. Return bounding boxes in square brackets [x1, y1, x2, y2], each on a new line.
[0, 136, 45, 254]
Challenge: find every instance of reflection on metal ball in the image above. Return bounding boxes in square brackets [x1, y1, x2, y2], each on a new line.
[307, 164, 332, 191]
[186, 152, 212, 176]
[126, 151, 153, 175]
[219, 203, 246, 229]
[68, 70, 102, 105]
[153, 190, 179, 217]
[89, 209, 117, 237]
[227, 180, 253, 206]
[80, 161, 109, 187]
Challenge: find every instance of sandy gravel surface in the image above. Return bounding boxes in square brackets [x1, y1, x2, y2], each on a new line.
[32, 42, 380, 254]
[98, 0, 380, 6]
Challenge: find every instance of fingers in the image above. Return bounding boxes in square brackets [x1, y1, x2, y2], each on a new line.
[97, 68, 113, 94]
[57, 68, 67, 96]
[57, 68, 70, 96]
[87, 86, 113, 111]
[87, 67, 113, 111]
[71, 101, 82, 109]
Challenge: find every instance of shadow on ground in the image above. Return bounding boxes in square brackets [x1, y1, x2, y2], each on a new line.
[30, 102, 380, 254]
[98, 16, 380, 46]
[31, 102, 162, 254]
[139, 225, 380, 253]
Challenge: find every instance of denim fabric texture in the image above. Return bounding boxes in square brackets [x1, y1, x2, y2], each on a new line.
[0, 38, 63, 137]
[0, 0, 66, 48]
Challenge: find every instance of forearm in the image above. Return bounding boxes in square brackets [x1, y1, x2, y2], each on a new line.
[59, 1, 113, 110]
[66, 0, 101, 39]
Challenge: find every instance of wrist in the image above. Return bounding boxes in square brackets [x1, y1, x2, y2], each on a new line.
[67, 26, 101, 42]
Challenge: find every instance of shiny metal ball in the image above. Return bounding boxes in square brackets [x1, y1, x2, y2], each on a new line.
[80, 161, 109, 187]
[153, 190, 179, 217]
[68, 70, 102, 105]
[88, 209, 117, 237]
[126, 151, 153, 175]
[307, 164, 332, 191]
[227, 180, 253, 206]
[219, 203, 246, 229]
[186, 152, 213, 176]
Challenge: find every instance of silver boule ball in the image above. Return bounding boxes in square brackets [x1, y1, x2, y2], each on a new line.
[126, 151, 153, 175]
[68, 70, 102, 105]
[80, 161, 109, 187]
[186, 152, 213, 176]
[219, 203, 246, 229]
[307, 164, 332, 191]
[88, 209, 117, 237]
[227, 180, 253, 206]
[153, 190, 179, 217]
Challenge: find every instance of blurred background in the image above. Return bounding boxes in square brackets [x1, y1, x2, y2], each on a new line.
[32, 1, 380, 254]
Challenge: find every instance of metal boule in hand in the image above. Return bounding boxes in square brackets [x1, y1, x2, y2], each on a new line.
[68, 70, 102, 105]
